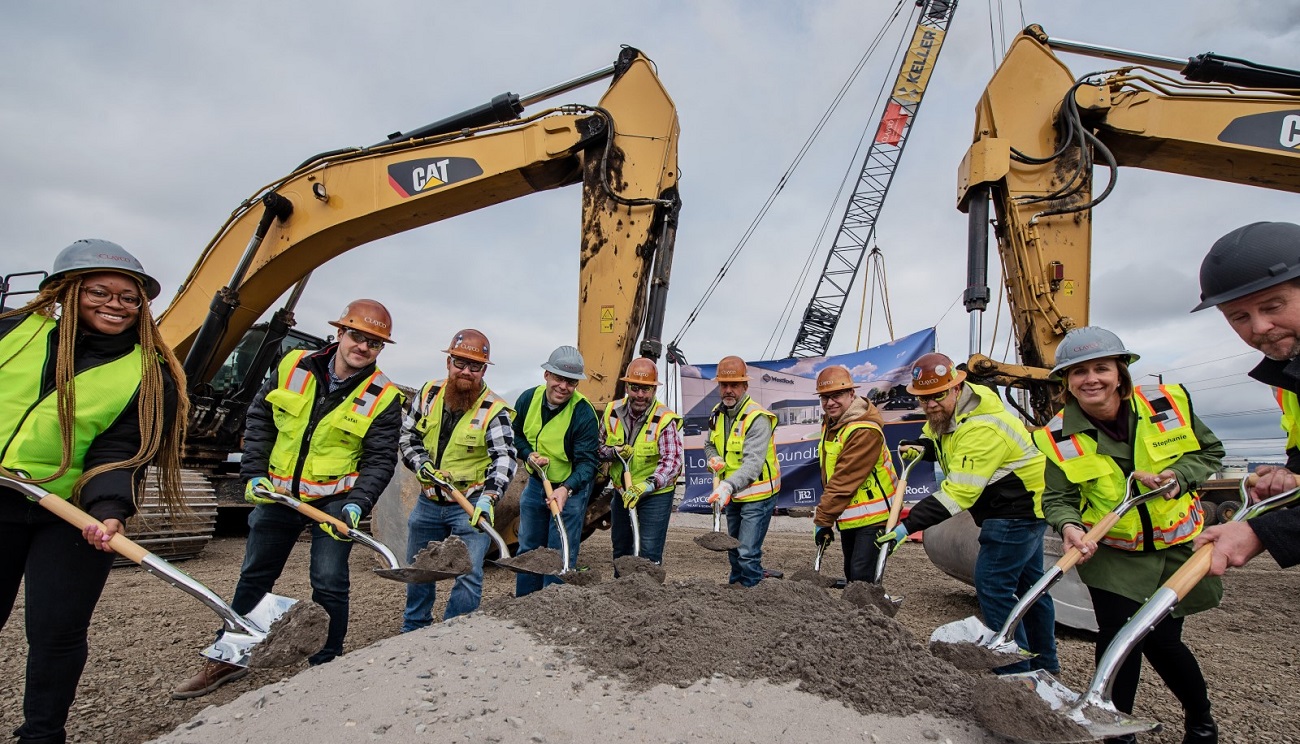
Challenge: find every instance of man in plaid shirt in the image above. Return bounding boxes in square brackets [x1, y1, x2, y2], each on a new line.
[398, 329, 516, 627]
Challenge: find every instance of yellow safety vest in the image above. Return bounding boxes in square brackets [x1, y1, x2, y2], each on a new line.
[1274, 387, 1300, 453]
[0, 314, 144, 498]
[818, 419, 898, 529]
[413, 379, 513, 495]
[1034, 384, 1205, 551]
[521, 385, 592, 483]
[603, 399, 681, 495]
[708, 395, 781, 501]
[264, 350, 401, 500]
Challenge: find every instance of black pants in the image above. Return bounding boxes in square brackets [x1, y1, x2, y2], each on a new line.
[0, 496, 115, 744]
[1088, 586, 1211, 716]
[839, 524, 886, 583]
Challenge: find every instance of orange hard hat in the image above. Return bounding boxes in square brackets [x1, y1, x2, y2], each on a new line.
[443, 328, 491, 364]
[905, 352, 965, 395]
[620, 357, 659, 385]
[815, 365, 856, 395]
[715, 355, 750, 383]
[330, 299, 394, 343]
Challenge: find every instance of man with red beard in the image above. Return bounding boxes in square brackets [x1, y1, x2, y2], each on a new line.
[398, 329, 516, 627]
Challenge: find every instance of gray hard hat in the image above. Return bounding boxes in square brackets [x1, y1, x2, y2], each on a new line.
[40, 239, 162, 300]
[1049, 326, 1140, 379]
[1192, 222, 1300, 311]
[540, 345, 587, 380]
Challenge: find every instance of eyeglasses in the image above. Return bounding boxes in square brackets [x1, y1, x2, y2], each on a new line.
[818, 390, 851, 402]
[550, 374, 580, 388]
[82, 286, 143, 309]
[917, 389, 951, 403]
[450, 357, 486, 373]
[627, 383, 654, 393]
[343, 328, 385, 351]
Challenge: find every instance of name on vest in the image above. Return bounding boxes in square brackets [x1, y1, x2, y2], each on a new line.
[1151, 431, 1192, 448]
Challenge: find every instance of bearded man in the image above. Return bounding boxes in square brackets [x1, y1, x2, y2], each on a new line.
[398, 329, 516, 627]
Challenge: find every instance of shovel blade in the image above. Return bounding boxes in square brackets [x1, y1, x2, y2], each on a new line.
[373, 566, 463, 584]
[929, 616, 1030, 670]
[202, 592, 295, 667]
[997, 671, 1162, 742]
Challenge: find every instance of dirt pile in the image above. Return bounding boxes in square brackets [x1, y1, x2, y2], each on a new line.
[246, 600, 329, 668]
[930, 640, 1026, 672]
[843, 580, 899, 617]
[693, 531, 739, 551]
[970, 677, 1091, 741]
[497, 546, 563, 574]
[613, 555, 666, 584]
[409, 535, 471, 574]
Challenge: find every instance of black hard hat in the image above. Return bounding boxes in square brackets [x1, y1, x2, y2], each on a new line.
[1192, 222, 1300, 311]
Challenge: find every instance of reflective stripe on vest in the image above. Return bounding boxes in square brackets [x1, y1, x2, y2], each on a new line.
[1034, 384, 1205, 550]
[414, 379, 512, 495]
[819, 419, 897, 529]
[0, 314, 144, 499]
[1275, 386, 1300, 452]
[708, 396, 781, 501]
[603, 399, 681, 495]
[522, 385, 591, 484]
[264, 350, 401, 500]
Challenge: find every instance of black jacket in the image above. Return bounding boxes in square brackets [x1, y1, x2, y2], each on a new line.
[240, 343, 402, 514]
[1246, 355, 1300, 568]
[0, 313, 179, 524]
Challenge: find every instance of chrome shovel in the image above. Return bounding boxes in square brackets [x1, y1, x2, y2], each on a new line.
[613, 448, 642, 557]
[427, 474, 556, 578]
[694, 473, 740, 552]
[870, 451, 924, 608]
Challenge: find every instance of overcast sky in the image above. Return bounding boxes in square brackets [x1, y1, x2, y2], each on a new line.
[3, 1, 1297, 458]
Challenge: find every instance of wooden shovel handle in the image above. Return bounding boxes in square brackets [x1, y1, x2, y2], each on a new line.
[1164, 543, 1216, 599]
[1244, 471, 1299, 488]
[1056, 510, 1124, 572]
[282, 495, 353, 537]
[883, 473, 908, 533]
[537, 474, 562, 517]
[37, 494, 149, 564]
[444, 484, 475, 516]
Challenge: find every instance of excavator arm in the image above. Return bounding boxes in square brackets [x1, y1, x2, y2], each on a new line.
[956, 25, 1300, 423]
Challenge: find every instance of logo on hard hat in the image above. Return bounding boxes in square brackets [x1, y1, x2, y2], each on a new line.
[94, 252, 132, 264]
[363, 315, 389, 329]
[934, 364, 949, 376]
[1072, 341, 1101, 354]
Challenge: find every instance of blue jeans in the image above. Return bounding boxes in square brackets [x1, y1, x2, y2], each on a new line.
[725, 496, 776, 587]
[402, 496, 491, 629]
[232, 501, 355, 664]
[611, 490, 673, 565]
[515, 477, 591, 596]
[974, 517, 1058, 674]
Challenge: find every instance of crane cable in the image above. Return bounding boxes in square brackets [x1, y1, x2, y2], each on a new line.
[855, 245, 896, 350]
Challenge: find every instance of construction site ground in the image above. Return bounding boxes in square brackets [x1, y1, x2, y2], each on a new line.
[2, 514, 1297, 743]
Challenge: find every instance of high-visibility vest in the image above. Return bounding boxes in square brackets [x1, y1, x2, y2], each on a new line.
[413, 379, 513, 495]
[819, 419, 897, 529]
[1274, 386, 1300, 453]
[603, 399, 681, 495]
[708, 395, 781, 501]
[521, 385, 592, 483]
[264, 350, 401, 500]
[0, 314, 143, 498]
[1034, 384, 1206, 551]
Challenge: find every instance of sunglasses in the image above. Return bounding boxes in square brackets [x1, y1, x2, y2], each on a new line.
[450, 357, 486, 373]
[818, 390, 851, 402]
[627, 383, 655, 393]
[917, 389, 951, 403]
[343, 328, 385, 351]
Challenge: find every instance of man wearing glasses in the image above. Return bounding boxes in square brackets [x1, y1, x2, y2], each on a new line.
[598, 357, 683, 567]
[513, 345, 599, 596]
[398, 329, 516, 627]
[174, 299, 403, 699]
[874, 352, 1058, 675]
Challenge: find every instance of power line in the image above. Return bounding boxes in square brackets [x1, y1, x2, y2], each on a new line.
[1151, 351, 1254, 376]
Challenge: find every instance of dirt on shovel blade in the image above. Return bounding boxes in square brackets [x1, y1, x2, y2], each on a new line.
[410, 535, 472, 575]
[970, 677, 1090, 742]
[614, 555, 666, 585]
[498, 547, 564, 575]
[790, 568, 838, 588]
[930, 640, 1024, 672]
[560, 567, 603, 586]
[245, 600, 329, 669]
[843, 581, 898, 618]
[694, 531, 740, 551]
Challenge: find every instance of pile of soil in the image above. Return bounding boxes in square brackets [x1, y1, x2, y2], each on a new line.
[246, 601, 329, 668]
[843, 580, 899, 617]
[498, 546, 563, 574]
[408, 535, 471, 575]
[790, 567, 838, 587]
[970, 677, 1091, 741]
[693, 531, 739, 551]
[930, 640, 1026, 672]
[613, 555, 666, 584]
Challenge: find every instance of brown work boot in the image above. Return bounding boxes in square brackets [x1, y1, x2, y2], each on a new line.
[171, 659, 250, 700]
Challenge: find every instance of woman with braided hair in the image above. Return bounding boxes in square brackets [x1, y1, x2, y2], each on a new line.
[0, 239, 187, 744]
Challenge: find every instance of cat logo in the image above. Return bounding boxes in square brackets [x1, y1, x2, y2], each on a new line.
[387, 157, 485, 198]
[1217, 110, 1300, 154]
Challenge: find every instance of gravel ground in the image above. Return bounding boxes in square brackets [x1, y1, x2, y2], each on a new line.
[2, 514, 1299, 743]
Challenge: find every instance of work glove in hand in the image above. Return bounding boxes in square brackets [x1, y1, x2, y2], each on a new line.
[244, 476, 276, 505]
[471, 492, 495, 529]
[898, 438, 937, 462]
[417, 461, 453, 486]
[814, 526, 835, 547]
[874, 524, 909, 554]
[707, 481, 734, 508]
[616, 444, 634, 461]
[622, 481, 650, 509]
[320, 503, 362, 542]
[706, 456, 726, 474]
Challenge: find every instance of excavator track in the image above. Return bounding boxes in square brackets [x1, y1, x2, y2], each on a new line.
[115, 467, 217, 567]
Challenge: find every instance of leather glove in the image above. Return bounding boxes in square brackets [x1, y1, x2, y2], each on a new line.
[471, 492, 495, 529]
[814, 526, 835, 547]
[623, 481, 650, 509]
[320, 503, 362, 542]
[416, 461, 452, 486]
[244, 476, 276, 505]
[707, 481, 734, 508]
[616, 444, 634, 461]
[706, 456, 726, 474]
[898, 438, 937, 462]
[875, 524, 909, 554]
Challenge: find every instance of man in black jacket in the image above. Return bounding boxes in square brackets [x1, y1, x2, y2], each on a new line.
[173, 299, 403, 699]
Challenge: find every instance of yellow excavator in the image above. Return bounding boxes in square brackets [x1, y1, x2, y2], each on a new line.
[136, 47, 679, 553]
[924, 25, 1300, 628]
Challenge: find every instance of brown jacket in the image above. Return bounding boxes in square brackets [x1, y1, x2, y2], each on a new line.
[814, 396, 886, 528]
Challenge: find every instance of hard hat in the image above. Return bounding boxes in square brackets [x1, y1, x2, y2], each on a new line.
[620, 357, 659, 385]
[715, 355, 750, 383]
[1049, 326, 1139, 379]
[815, 365, 856, 395]
[905, 352, 966, 396]
[1192, 222, 1300, 311]
[541, 345, 587, 380]
[443, 328, 491, 363]
[329, 298, 395, 343]
[40, 239, 162, 300]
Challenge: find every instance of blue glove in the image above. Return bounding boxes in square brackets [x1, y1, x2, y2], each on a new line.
[814, 526, 834, 547]
[320, 503, 362, 542]
[874, 524, 909, 554]
[472, 492, 495, 529]
[244, 477, 276, 505]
